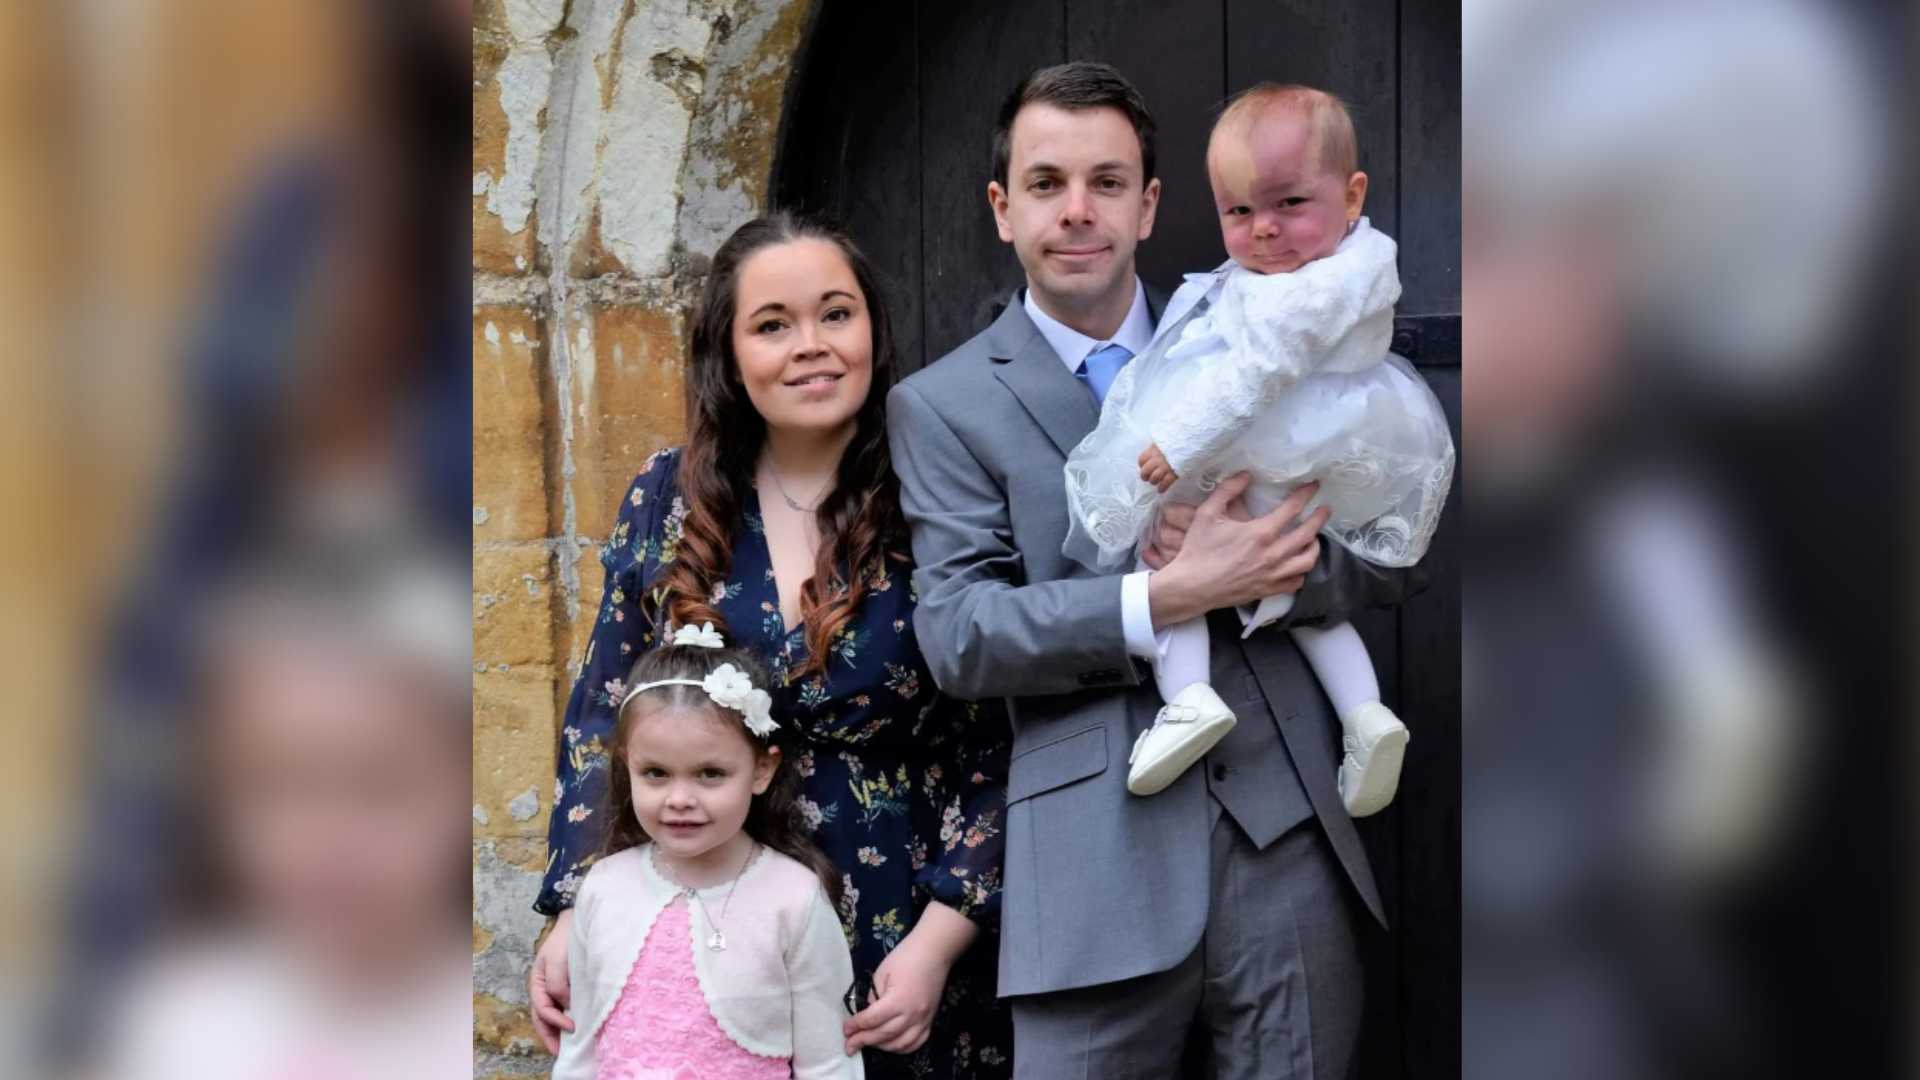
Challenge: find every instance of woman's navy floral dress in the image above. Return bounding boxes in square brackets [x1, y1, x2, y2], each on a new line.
[538, 447, 1014, 1078]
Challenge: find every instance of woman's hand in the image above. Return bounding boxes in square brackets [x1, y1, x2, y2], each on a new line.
[842, 902, 977, 1056]
[529, 908, 576, 1054]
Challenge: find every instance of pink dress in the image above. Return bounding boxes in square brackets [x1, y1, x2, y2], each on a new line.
[594, 895, 793, 1080]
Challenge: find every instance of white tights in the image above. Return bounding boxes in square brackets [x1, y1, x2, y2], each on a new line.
[1147, 566, 1381, 719]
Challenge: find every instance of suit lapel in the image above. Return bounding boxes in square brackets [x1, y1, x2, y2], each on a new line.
[1143, 282, 1169, 325]
[985, 282, 1176, 460]
[988, 296, 1101, 460]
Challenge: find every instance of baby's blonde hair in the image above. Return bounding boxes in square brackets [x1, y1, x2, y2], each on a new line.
[1209, 83, 1359, 180]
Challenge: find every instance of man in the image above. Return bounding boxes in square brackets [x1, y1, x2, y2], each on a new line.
[885, 62, 1421, 1078]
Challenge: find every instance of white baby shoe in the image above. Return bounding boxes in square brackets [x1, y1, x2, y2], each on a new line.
[1128, 683, 1237, 796]
[1338, 702, 1410, 817]
[1648, 650, 1801, 881]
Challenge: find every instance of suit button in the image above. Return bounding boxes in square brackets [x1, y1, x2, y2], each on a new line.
[1212, 764, 1229, 782]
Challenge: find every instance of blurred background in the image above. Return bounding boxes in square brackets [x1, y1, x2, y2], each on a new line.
[1463, 0, 1908, 1076]
[0, 1, 470, 1076]
[2, 0, 1909, 1077]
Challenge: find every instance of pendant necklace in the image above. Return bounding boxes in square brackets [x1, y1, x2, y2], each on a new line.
[658, 842, 758, 952]
[764, 458, 830, 513]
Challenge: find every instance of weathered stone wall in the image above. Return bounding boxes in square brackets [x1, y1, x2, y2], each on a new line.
[471, 1, 813, 1072]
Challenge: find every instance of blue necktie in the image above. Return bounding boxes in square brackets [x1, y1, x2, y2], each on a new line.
[1078, 342, 1133, 405]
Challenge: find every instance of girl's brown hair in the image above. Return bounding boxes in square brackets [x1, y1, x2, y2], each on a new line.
[643, 212, 907, 683]
[601, 644, 840, 903]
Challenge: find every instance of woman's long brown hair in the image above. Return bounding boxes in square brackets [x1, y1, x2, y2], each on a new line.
[602, 645, 841, 903]
[644, 212, 907, 682]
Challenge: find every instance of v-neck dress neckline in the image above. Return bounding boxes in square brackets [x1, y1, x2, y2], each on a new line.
[741, 485, 810, 652]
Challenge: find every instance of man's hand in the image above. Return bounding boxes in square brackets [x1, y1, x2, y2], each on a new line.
[1138, 442, 1178, 493]
[529, 908, 576, 1054]
[1145, 475, 1329, 629]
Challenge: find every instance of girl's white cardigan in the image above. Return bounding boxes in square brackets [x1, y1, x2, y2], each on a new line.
[551, 844, 864, 1079]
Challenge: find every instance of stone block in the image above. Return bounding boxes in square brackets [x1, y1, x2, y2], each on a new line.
[473, 543, 556, 670]
[471, 837, 549, 1061]
[565, 301, 687, 541]
[474, 309, 553, 542]
[473, 38, 538, 275]
[473, 991, 539, 1058]
[473, 669, 560, 839]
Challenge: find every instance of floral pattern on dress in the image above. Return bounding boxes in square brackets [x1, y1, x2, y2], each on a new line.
[539, 447, 1013, 1079]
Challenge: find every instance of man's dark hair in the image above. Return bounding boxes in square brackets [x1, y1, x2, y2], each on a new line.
[992, 61, 1156, 188]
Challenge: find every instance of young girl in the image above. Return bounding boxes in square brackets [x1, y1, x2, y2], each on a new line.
[551, 631, 864, 1079]
[1064, 83, 1455, 815]
[95, 539, 473, 1080]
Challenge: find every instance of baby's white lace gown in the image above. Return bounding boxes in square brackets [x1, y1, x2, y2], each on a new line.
[1064, 218, 1454, 576]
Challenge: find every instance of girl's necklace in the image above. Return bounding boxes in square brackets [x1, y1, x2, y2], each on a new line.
[656, 842, 759, 952]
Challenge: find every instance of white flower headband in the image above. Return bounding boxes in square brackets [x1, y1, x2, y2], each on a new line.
[618, 622, 779, 738]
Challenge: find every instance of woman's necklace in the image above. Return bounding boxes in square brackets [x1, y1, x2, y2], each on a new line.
[764, 457, 831, 513]
[656, 842, 759, 952]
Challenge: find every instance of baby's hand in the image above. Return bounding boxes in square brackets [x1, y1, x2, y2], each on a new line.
[1139, 443, 1178, 493]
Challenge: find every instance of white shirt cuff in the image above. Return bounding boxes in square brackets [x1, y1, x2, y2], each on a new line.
[1121, 571, 1159, 660]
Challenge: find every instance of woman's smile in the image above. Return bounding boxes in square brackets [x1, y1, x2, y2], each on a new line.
[784, 370, 845, 397]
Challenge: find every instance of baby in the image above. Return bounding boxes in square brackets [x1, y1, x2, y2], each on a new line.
[1063, 84, 1454, 815]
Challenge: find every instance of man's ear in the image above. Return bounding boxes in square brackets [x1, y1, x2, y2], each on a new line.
[1138, 176, 1163, 241]
[987, 181, 1015, 243]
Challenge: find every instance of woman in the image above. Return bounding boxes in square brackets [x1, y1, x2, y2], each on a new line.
[530, 213, 1013, 1077]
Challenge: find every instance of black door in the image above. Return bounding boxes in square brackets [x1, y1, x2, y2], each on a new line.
[774, 4, 1460, 1077]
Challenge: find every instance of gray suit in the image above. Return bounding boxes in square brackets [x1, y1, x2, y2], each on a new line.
[887, 291, 1421, 1078]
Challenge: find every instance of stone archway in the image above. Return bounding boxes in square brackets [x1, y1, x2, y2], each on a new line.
[469, 2, 812, 1072]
